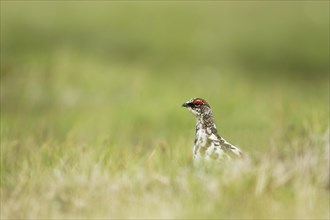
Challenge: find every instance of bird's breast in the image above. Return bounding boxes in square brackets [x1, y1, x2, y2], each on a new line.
[195, 128, 208, 147]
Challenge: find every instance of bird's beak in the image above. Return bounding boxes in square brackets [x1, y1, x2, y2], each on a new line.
[182, 102, 188, 107]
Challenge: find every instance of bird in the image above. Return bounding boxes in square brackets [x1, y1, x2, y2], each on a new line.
[182, 98, 244, 165]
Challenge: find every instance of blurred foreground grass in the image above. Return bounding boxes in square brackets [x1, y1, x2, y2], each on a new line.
[1, 1, 329, 219]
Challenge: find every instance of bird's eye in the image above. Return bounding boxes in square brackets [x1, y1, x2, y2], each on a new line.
[193, 100, 204, 106]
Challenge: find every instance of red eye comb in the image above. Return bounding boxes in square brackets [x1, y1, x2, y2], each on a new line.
[193, 99, 204, 105]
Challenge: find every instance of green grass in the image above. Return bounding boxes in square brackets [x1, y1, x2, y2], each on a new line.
[1, 2, 329, 219]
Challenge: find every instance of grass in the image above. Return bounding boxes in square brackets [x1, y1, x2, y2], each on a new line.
[1, 1, 329, 219]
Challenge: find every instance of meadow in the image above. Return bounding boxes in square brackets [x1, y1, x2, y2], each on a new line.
[1, 2, 329, 219]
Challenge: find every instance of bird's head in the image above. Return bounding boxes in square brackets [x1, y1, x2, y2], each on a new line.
[182, 98, 211, 117]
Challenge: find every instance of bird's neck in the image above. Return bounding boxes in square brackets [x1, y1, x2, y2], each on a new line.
[195, 116, 205, 131]
[195, 108, 216, 131]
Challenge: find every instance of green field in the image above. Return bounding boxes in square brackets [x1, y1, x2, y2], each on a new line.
[1, 2, 329, 219]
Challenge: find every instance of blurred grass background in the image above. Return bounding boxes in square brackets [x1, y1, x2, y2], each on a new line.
[1, 1, 329, 219]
